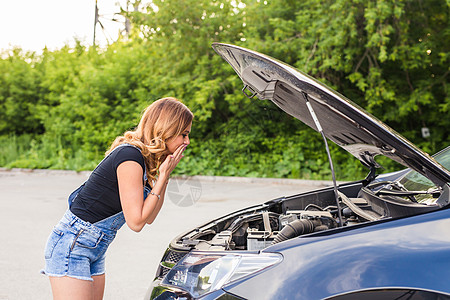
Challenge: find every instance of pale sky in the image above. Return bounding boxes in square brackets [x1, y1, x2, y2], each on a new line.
[0, 0, 130, 53]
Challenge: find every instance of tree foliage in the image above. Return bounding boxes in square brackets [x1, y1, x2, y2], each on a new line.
[0, 0, 448, 180]
[243, 0, 449, 153]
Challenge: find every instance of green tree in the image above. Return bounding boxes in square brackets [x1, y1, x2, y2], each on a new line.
[243, 0, 449, 154]
[0, 48, 42, 134]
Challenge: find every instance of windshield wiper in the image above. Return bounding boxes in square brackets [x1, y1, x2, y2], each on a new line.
[376, 188, 441, 198]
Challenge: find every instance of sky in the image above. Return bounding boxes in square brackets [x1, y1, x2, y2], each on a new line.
[0, 0, 130, 53]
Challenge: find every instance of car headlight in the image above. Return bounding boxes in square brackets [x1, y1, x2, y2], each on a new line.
[161, 252, 282, 298]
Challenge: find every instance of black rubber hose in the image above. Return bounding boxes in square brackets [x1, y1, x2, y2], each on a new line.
[272, 219, 321, 245]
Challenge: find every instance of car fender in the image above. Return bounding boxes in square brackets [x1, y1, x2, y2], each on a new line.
[222, 208, 450, 299]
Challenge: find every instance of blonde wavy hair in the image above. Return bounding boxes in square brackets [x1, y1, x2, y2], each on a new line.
[106, 97, 193, 187]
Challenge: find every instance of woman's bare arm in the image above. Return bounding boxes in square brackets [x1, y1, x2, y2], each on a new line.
[117, 144, 185, 232]
[145, 178, 168, 225]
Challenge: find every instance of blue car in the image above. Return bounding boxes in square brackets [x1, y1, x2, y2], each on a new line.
[147, 43, 450, 300]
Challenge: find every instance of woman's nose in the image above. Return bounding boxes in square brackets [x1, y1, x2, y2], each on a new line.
[184, 136, 190, 145]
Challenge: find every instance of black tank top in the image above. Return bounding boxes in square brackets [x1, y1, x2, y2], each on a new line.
[70, 145, 145, 223]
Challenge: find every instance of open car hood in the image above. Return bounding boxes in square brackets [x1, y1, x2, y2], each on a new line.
[212, 43, 450, 187]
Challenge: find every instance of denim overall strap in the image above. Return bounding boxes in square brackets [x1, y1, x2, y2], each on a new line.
[68, 184, 84, 207]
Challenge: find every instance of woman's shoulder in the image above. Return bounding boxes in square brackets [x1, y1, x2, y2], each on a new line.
[112, 145, 145, 168]
[115, 144, 142, 154]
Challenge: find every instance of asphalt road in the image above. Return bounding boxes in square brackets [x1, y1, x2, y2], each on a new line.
[0, 169, 333, 300]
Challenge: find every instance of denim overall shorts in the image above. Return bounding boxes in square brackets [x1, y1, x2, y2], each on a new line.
[41, 144, 150, 281]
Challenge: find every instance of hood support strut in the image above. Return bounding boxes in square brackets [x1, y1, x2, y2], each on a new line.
[302, 92, 344, 227]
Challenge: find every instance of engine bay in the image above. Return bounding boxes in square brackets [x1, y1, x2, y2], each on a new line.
[173, 181, 442, 252]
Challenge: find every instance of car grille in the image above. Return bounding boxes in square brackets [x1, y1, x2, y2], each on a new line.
[159, 265, 171, 278]
[157, 249, 188, 278]
[166, 250, 187, 263]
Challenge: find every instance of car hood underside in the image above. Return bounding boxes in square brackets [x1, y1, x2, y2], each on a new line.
[212, 43, 450, 188]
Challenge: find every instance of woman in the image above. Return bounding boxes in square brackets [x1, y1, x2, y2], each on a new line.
[42, 97, 193, 299]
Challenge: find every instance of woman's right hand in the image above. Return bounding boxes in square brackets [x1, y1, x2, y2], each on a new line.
[159, 143, 187, 178]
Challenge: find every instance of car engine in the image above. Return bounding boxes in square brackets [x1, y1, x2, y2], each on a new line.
[171, 181, 440, 252]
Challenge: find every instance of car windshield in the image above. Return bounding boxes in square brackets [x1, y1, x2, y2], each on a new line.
[399, 147, 450, 204]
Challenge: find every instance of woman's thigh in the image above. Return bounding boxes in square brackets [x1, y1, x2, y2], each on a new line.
[49, 276, 94, 300]
[92, 274, 106, 300]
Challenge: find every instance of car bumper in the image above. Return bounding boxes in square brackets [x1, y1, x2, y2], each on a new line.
[146, 279, 244, 300]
